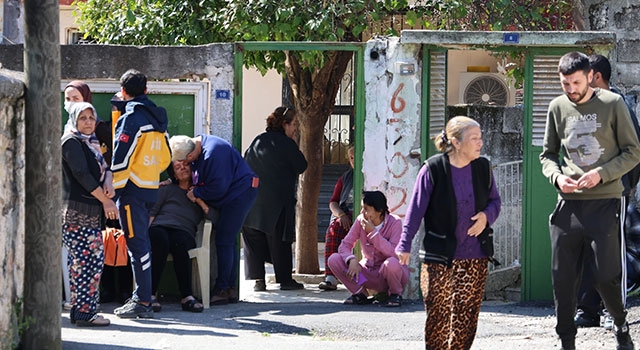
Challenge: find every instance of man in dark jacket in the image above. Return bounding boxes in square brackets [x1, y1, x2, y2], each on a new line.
[111, 69, 172, 319]
[574, 54, 640, 331]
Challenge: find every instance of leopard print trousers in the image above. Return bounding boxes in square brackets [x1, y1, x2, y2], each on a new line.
[421, 258, 488, 350]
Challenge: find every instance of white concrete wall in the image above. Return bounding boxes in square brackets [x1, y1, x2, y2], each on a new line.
[363, 37, 423, 299]
[59, 5, 76, 44]
[241, 68, 283, 153]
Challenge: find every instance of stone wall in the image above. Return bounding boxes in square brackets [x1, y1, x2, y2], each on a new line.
[0, 44, 236, 142]
[582, 0, 640, 118]
[447, 105, 524, 165]
[0, 69, 26, 346]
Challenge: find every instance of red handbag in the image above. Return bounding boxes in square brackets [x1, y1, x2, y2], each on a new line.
[102, 227, 128, 267]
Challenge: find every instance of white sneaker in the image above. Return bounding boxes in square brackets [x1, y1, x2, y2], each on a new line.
[602, 312, 614, 330]
[63, 301, 72, 311]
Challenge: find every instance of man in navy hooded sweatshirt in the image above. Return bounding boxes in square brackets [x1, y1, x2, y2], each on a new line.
[111, 69, 171, 318]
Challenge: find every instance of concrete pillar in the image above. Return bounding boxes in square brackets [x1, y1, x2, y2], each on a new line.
[363, 37, 423, 299]
[22, 0, 61, 347]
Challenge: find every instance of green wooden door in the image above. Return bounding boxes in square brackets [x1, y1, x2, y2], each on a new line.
[61, 92, 196, 138]
[522, 50, 573, 301]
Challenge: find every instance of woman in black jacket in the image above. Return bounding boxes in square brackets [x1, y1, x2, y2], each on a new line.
[61, 102, 117, 327]
[242, 106, 308, 292]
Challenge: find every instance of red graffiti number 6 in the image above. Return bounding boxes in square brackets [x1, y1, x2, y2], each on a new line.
[391, 83, 406, 113]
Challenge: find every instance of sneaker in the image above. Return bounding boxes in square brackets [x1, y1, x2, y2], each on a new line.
[602, 311, 614, 330]
[280, 280, 304, 290]
[318, 280, 337, 291]
[574, 309, 600, 328]
[254, 279, 266, 292]
[114, 299, 153, 319]
[614, 322, 635, 350]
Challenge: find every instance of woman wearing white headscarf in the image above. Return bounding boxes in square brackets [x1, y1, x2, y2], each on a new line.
[61, 102, 117, 327]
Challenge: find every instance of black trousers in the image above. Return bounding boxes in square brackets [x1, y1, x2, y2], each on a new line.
[149, 225, 196, 299]
[242, 215, 293, 283]
[550, 198, 627, 341]
[576, 197, 628, 318]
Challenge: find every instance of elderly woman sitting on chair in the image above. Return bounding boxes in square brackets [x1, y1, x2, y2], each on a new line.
[149, 161, 209, 313]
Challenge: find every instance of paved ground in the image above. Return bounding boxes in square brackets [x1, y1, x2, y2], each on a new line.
[60, 248, 640, 349]
[61, 276, 640, 350]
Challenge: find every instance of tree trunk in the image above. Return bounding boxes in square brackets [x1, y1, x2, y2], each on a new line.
[285, 50, 353, 274]
[22, 0, 62, 348]
[295, 118, 325, 273]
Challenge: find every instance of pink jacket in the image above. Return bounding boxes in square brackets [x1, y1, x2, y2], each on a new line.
[337, 213, 403, 269]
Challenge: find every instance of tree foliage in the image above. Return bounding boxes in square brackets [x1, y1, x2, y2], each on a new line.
[76, 0, 574, 72]
[408, 0, 574, 31]
[75, 0, 575, 274]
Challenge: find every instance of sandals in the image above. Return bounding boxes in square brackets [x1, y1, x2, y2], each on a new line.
[151, 297, 162, 312]
[386, 294, 402, 307]
[75, 314, 110, 327]
[343, 293, 372, 305]
[181, 298, 204, 313]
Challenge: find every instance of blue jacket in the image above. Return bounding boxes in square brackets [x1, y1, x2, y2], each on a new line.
[111, 95, 171, 203]
[192, 135, 255, 208]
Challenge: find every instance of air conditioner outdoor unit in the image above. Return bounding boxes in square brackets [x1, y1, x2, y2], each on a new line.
[458, 72, 516, 107]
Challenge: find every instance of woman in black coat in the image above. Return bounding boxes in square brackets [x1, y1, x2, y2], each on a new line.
[243, 106, 308, 291]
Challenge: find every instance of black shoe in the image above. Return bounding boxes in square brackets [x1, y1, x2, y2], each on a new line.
[280, 280, 304, 290]
[114, 299, 153, 319]
[254, 279, 266, 292]
[210, 288, 230, 305]
[319, 281, 337, 291]
[561, 337, 575, 350]
[615, 322, 635, 350]
[574, 309, 599, 328]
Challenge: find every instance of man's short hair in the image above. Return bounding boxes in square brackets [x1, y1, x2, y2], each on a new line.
[120, 69, 147, 97]
[558, 51, 591, 76]
[589, 54, 612, 83]
[169, 135, 196, 161]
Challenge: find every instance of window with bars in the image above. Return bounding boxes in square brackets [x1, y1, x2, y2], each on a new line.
[323, 58, 355, 165]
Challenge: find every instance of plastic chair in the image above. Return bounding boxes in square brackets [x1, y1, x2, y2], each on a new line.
[189, 219, 212, 309]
